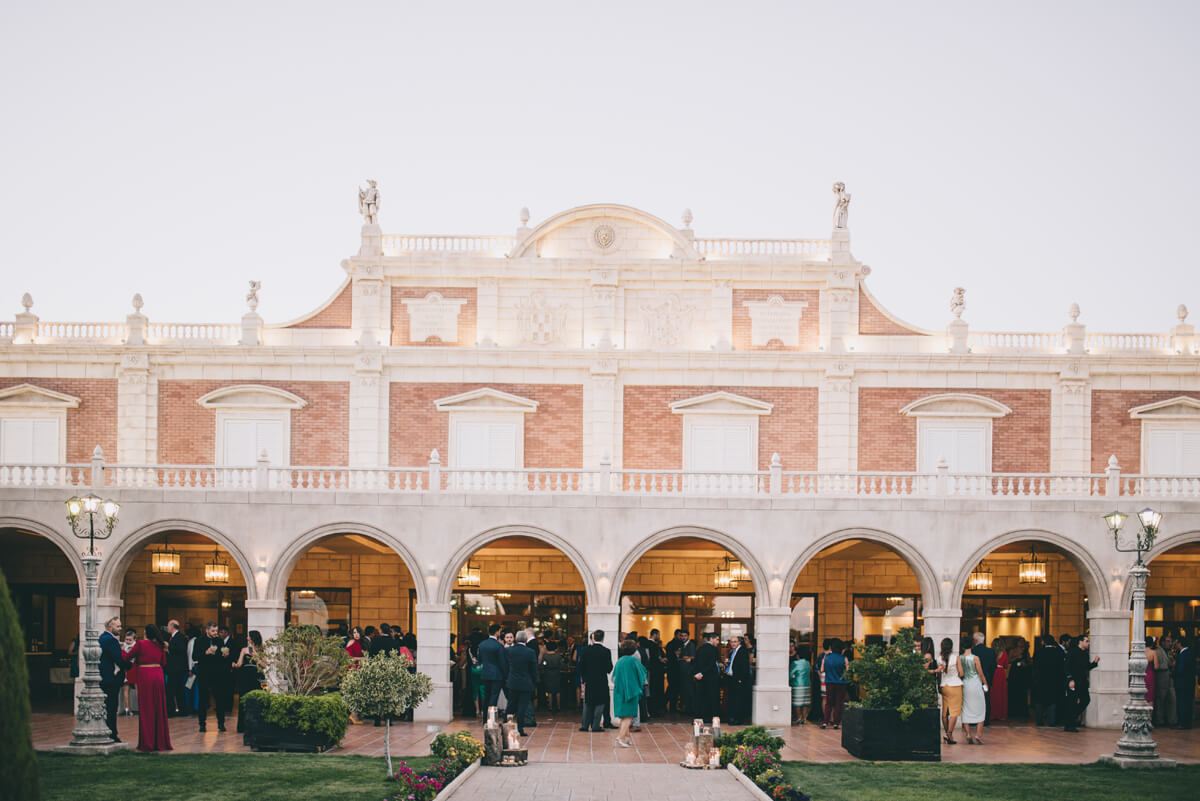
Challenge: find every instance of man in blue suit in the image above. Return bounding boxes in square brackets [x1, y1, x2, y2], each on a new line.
[1176, 635, 1197, 729]
[477, 622, 507, 713]
[98, 616, 131, 742]
[505, 630, 538, 737]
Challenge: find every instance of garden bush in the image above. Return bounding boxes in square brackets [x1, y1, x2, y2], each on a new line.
[845, 626, 937, 720]
[714, 724, 784, 764]
[241, 689, 349, 744]
[385, 732, 482, 801]
[0, 568, 39, 801]
[430, 730, 485, 771]
[340, 651, 434, 777]
[729, 742, 811, 801]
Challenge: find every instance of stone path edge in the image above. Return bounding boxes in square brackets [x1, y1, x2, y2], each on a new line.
[727, 764, 772, 801]
[438, 759, 481, 800]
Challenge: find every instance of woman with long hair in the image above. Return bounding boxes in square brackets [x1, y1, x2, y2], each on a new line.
[989, 638, 1009, 721]
[126, 623, 172, 751]
[121, 627, 138, 715]
[920, 637, 939, 685]
[233, 630, 264, 733]
[939, 637, 962, 744]
[959, 634, 988, 744]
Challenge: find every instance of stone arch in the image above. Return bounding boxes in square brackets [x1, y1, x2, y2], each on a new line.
[0, 515, 85, 589]
[953, 528, 1110, 611]
[437, 524, 598, 605]
[610, 525, 771, 606]
[780, 527, 941, 610]
[267, 521, 427, 604]
[509, 204, 701, 260]
[1118, 529, 1200, 609]
[99, 519, 258, 600]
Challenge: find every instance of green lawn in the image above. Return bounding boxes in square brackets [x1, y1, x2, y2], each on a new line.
[37, 752, 433, 801]
[780, 761, 1200, 801]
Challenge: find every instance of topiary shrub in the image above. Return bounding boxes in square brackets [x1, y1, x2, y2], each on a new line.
[340, 651, 433, 777]
[0, 568, 40, 801]
[845, 626, 937, 720]
[241, 689, 349, 744]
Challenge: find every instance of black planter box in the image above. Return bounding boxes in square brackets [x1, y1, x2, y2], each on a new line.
[840, 706, 941, 761]
[243, 720, 338, 753]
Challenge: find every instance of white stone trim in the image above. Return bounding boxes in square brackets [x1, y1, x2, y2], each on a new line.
[669, 391, 773, 416]
[196, 384, 308, 410]
[214, 408, 290, 466]
[433, 387, 539, 414]
[1128, 395, 1200, 419]
[900, 392, 1012, 419]
[0, 383, 81, 408]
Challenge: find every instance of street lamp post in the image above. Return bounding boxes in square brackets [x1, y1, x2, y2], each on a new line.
[1100, 507, 1176, 769]
[60, 492, 129, 752]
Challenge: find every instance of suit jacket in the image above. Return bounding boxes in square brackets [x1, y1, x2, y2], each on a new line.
[166, 631, 188, 673]
[972, 643, 997, 683]
[1032, 643, 1066, 702]
[477, 636, 507, 682]
[193, 635, 233, 681]
[369, 635, 399, 657]
[668, 639, 696, 678]
[729, 645, 751, 681]
[693, 642, 720, 682]
[1065, 646, 1097, 692]
[578, 642, 613, 689]
[646, 640, 666, 676]
[505, 641, 538, 692]
[1176, 646, 1197, 687]
[98, 631, 130, 688]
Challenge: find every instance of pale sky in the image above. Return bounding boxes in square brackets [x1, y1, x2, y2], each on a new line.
[2, 2, 1197, 334]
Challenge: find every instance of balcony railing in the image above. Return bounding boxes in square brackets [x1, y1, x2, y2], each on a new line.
[3, 453, 1196, 500]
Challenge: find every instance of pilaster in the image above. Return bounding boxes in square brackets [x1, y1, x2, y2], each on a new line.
[244, 599, 287, 641]
[476, 278, 498, 346]
[921, 609, 962, 659]
[588, 271, 618, 349]
[585, 360, 618, 469]
[821, 277, 855, 353]
[712, 280, 732, 351]
[349, 350, 386, 467]
[348, 258, 387, 346]
[817, 362, 855, 471]
[585, 604, 621, 668]
[1088, 608, 1132, 729]
[1052, 363, 1091, 474]
[752, 606, 791, 726]
[414, 603, 453, 723]
[117, 352, 155, 464]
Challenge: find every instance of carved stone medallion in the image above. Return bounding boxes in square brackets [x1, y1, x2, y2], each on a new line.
[592, 224, 616, 250]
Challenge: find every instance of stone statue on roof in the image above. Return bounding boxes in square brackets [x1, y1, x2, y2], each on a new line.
[358, 180, 380, 225]
[832, 182, 851, 230]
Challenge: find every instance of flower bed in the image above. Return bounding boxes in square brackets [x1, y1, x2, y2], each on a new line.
[383, 731, 484, 801]
[730, 744, 810, 801]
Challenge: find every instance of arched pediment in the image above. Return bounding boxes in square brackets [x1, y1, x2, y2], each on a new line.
[196, 384, 308, 410]
[899, 393, 1012, 419]
[1128, 395, 1200, 419]
[509, 204, 701, 261]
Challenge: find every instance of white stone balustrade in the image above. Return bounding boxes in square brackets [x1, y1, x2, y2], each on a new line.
[381, 234, 515, 256]
[692, 238, 831, 258]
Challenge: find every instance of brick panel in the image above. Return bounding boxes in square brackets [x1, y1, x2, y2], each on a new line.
[731, 289, 820, 351]
[858, 290, 926, 336]
[286, 282, 352, 329]
[0, 378, 117, 462]
[389, 383, 583, 467]
[622, 386, 818, 470]
[1090, 390, 1200, 473]
[858, 388, 1051, 472]
[391, 286, 477, 346]
[157, 380, 349, 465]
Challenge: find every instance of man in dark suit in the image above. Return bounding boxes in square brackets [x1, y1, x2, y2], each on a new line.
[1063, 635, 1098, 732]
[692, 631, 721, 722]
[578, 629, 613, 732]
[726, 634, 753, 724]
[98, 616, 131, 742]
[1176, 636, 1196, 729]
[165, 618, 188, 717]
[194, 621, 233, 732]
[505, 631, 538, 736]
[646, 629, 666, 717]
[1032, 633, 1065, 726]
[970, 632, 997, 725]
[370, 622, 400, 656]
[477, 623, 507, 714]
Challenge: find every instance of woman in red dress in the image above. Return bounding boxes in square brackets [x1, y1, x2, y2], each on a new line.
[989, 638, 1009, 722]
[126, 623, 173, 751]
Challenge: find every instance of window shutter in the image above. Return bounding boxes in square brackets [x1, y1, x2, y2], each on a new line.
[222, 419, 258, 465]
[688, 423, 754, 472]
[486, 423, 518, 469]
[255, 420, 285, 465]
[954, 427, 987, 473]
[1, 418, 60, 464]
[921, 424, 987, 473]
[1146, 429, 1179, 474]
[1181, 431, 1200, 475]
[921, 428, 955, 473]
[455, 421, 518, 469]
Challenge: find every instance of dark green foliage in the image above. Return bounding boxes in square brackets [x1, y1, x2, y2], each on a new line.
[0, 568, 40, 801]
[713, 724, 784, 765]
[845, 626, 937, 720]
[241, 689, 349, 744]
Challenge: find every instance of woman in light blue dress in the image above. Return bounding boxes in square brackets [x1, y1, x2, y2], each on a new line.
[789, 641, 812, 725]
[958, 634, 989, 744]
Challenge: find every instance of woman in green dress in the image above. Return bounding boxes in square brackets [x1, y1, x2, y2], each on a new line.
[789, 641, 812, 725]
[612, 639, 647, 748]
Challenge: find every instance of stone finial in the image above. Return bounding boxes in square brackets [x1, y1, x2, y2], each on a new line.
[519, 207, 530, 226]
[131, 293, 144, 312]
[1107, 454, 1120, 469]
[1069, 302, 1080, 322]
[246, 280, 261, 312]
[681, 208, 693, 228]
[950, 287, 965, 320]
[21, 292, 32, 312]
[1178, 304, 1189, 323]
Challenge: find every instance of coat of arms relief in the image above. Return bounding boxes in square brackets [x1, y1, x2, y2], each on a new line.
[516, 291, 570, 346]
[639, 293, 696, 348]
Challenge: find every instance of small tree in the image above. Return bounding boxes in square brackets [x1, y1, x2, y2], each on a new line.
[845, 626, 938, 719]
[340, 651, 434, 777]
[0, 568, 40, 801]
[256, 625, 349, 696]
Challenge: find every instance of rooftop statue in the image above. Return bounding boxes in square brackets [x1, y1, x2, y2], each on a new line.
[358, 179, 380, 225]
[832, 182, 851, 230]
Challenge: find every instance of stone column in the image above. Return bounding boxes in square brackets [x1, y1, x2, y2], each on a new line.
[921, 609, 962, 659]
[712, 280, 732, 351]
[1088, 608, 1131, 729]
[245, 599, 287, 642]
[476, 278, 499, 346]
[822, 286, 855, 354]
[585, 362, 618, 470]
[414, 603, 453, 724]
[752, 606, 791, 726]
[1051, 365, 1091, 474]
[349, 351, 386, 468]
[350, 260, 387, 347]
[117, 353, 155, 464]
[588, 273, 617, 349]
[585, 604, 621, 667]
[817, 364, 855, 471]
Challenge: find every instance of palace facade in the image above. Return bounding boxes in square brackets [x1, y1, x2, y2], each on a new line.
[2, 192, 1198, 727]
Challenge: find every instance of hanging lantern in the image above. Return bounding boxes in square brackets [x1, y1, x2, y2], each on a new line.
[150, 534, 181, 574]
[457, 561, 481, 587]
[967, 562, 993, 592]
[204, 547, 230, 584]
[1018, 543, 1048, 584]
[713, 556, 738, 590]
[728, 557, 749, 582]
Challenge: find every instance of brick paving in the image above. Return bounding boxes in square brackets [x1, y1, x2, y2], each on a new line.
[32, 710, 1200, 764]
[445, 763, 751, 801]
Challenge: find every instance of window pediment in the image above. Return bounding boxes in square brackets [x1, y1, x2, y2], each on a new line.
[0, 384, 80, 409]
[1128, 396, 1200, 420]
[196, 385, 308, 410]
[900, 393, 1011, 419]
[670, 391, 773, 416]
[434, 387, 539, 414]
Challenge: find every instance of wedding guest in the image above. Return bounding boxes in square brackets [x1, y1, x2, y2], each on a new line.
[1175, 635, 1196, 729]
[578, 629, 613, 732]
[612, 638, 647, 748]
[820, 638, 848, 730]
[345, 626, 365, 661]
[939, 638, 962, 744]
[505, 630, 538, 737]
[1153, 635, 1171, 726]
[98, 616, 132, 742]
[1032, 634, 1064, 726]
[540, 640, 564, 713]
[1007, 639, 1032, 718]
[990, 638, 1009, 722]
[121, 628, 139, 715]
[1144, 636, 1158, 709]
[1063, 635, 1098, 732]
[959, 634, 988, 744]
[234, 630, 264, 733]
[195, 621, 233, 732]
[970, 632, 996, 726]
[789, 641, 812, 725]
[126, 624, 172, 751]
[165, 619, 188, 717]
[920, 637, 939, 686]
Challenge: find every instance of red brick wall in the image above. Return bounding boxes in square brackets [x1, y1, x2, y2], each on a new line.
[1091, 390, 1200, 473]
[858, 388, 1051, 472]
[622, 386, 818, 470]
[157, 381, 349, 465]
[286, 282, 352, 329]
[0, 378, 116, 461]
[858, 289, 926, 336]
[391, 286, 478, 346]
[731, 289, 820, 351]
[389, 383, 582, 467]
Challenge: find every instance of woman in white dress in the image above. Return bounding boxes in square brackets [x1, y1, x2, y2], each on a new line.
[958, 634, 989, 744]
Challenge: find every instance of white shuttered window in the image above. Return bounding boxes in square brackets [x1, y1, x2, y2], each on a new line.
[454, 421, 519, 469]
[221, 418, 285, 466]
[919, 422, 988, 474]
[686, 422, 755, 473]
[0, 418, 60, 464]
[1146, 428, 1200, 475]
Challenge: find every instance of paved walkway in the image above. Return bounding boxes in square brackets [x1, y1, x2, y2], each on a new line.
[31, 711, 1200, 764]
[445, 763, 751, 801]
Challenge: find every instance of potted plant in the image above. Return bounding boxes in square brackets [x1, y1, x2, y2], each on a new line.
[340, 650, 434, 777]
[242, 625, 351, 752]
[841, 626, 941, 761]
